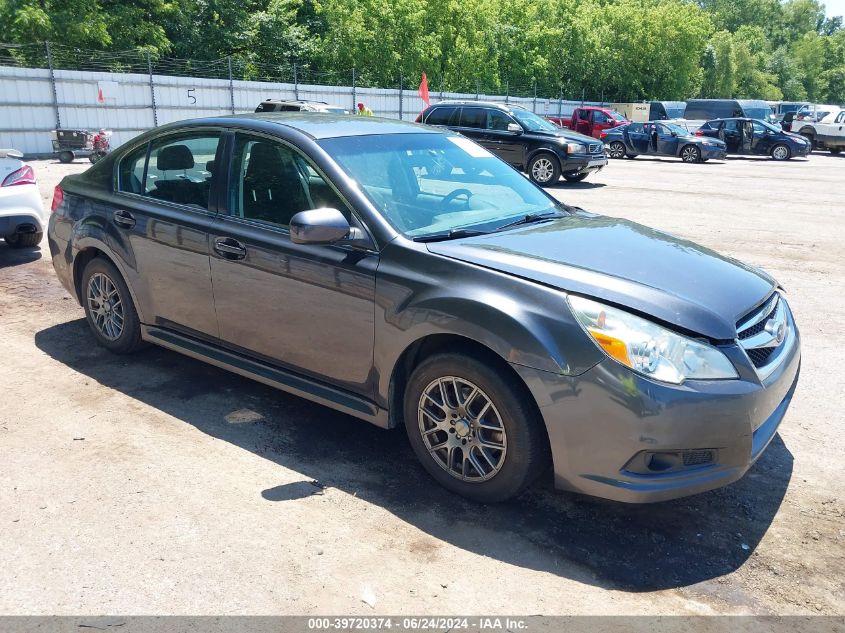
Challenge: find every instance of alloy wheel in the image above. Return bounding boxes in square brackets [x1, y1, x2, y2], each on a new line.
[530, 158, 554, 183]
[772, 145, 790, 160]
[86, 272, 124, 341]
[417, 376, 507, 482]
[682, 146, 699, 163]
[608, 142, 626, 159]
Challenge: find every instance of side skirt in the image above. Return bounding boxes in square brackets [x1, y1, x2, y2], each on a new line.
[142, 325, 390, 429]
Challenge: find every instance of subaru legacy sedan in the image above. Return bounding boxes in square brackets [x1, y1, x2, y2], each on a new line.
[48, 114, 800, 504]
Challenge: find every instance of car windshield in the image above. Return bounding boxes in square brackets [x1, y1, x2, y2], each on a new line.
[663, 103, 686, 119]
[744, 107, 773, 120]
[755, 120, 782, 133]
[509, 109, 560, 132]
[608, 110, 627, 122]
[661, 122, 690, 136]
[318, 133, 563, 238]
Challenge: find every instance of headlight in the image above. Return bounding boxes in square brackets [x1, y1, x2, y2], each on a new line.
[567, 295, 738, 384]
[566, 142, 587, 153]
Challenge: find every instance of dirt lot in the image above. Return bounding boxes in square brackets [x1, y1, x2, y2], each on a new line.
[1, 154, 843, 616]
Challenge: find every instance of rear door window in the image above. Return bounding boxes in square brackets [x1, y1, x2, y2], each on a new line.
[144, 133, 221, 210]
[117, 143, 149, 195]
[459, 108, 486, 129]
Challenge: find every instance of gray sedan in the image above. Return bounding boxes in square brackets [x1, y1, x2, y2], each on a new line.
[48, 114, 800, 503]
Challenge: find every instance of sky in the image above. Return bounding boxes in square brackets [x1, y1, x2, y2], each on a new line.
[825, 0, 845, 17]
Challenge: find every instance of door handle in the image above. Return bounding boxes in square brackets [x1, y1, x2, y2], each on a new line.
[113, 210, 136, 229]
[214, 237, 247, 259]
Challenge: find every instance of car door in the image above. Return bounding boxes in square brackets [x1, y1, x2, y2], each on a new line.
[208, 132, 377, 394]
[626, 123, 650, 154]
[721, 119, 741, 152]
[573, 109, 592, 136]
[479, 109, 525, 166]
[750, 121, 771, 154]
[454, 107, 512, 165]
[112, 131, 223, 338]
[655, 123, 680, 156]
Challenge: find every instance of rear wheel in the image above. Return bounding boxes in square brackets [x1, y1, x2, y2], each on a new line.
[681, 145, 701, 163]
[404, 352, 549, 503]
[58, 151, 74, 164]
[607, 141, 626, 159]
[771, 144, 791, 161]
[527, 153, 560, 186]
[829, 147, 841, 155]
[81, 258, 144, 354]
[801, 134, 815, 151]
[4, 232, 42, 248]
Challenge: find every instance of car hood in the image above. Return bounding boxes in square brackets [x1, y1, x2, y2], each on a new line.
[426, 212, 776, 340]
[530, 129, 596, 144]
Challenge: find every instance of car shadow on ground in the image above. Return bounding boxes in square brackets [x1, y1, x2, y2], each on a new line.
[0, 242, 42, 268]
[35, 318, 793, 593]
[550, 180, 607, 190]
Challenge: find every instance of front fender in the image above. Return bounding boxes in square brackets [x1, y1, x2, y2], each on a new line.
[373, 241, 604, 407]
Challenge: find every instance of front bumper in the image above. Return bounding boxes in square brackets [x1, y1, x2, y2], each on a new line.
[561, 152, 608, 175]
[513, 325, 801, 503]
[701, 145, 727, 159]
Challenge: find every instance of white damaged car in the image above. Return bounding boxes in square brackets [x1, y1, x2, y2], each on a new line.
[0, 149, 46, 248]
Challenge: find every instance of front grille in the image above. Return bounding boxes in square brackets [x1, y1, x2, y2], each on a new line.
[736, 293, 793, 375]
[589, 143, 603, 153]
[747, 347, 777, 367]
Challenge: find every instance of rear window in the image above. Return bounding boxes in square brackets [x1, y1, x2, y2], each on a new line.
[425, 107, 458, 126]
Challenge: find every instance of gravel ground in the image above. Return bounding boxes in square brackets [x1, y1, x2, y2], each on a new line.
[0, 153, 843, 616]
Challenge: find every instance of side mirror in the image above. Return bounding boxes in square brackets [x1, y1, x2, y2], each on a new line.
[671, 131, 678, 137]
[289, 208, 350, 245]
[506, 123, 523, 134]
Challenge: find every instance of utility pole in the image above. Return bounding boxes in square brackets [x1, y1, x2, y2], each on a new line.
[228, 56, 235, 115]
[147, 51, 158, 127]
[45, 42, 61, 129]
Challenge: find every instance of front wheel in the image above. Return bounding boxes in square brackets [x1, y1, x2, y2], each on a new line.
[562, 172, 588, 183]
[681, 145, 701, 163]
[607, 141, 626, 159]
[771, 144, 791, 161]
[58, 151, 74, 164]
[81, 258, 144, 354]
[404, 353, 549, 503]
[527, 153, 560, 186]
[829, 147, 841, 155]
[801, 134, 815, 151]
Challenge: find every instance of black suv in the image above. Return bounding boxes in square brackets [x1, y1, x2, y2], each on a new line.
[416, 101, 607, 185]
[255, 100, 350, 114]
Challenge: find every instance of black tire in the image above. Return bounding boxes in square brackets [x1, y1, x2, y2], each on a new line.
[80, 257, 144, 354]
[607, 141, 626, 159]
[680, 144, 701, 163]
[404, 352, 549, 503]
[4, 232, 42, 248]
[527, 152, 560, 186]
[58, 151, 74, 164]
[626, 153, 638, 159]
[829, 147, 841, 155]
[771, 143, 791, 161]
[562, 172, 589, 183]
[801, 134, 815, 151]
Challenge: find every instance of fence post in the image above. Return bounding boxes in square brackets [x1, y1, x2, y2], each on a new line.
[558, 86, 563, 118]
[351, 67, 356, 111]
[293, 63, 299, 100]
[475, 80, 479, 100]
[533, 81, 537, 113]
[45, 41, 61, 130]
[505, 80, 509, 104]
[398, 74, 403, 120]
[228, 56, 235, 114]
[147, 51, 158, 127]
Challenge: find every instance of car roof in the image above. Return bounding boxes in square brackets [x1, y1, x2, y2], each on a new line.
[208, 113, 440, 139]
[259, 99, 331, 105]
[429, 100, 528, 112]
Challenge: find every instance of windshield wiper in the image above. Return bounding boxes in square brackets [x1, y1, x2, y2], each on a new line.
[493, 211, 564, 232]
[413, 228, 490, 243]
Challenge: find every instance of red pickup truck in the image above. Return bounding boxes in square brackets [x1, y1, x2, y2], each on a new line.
[547, 106, 629, 139]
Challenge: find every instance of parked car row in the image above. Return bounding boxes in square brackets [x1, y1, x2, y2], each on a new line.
[45, 112, 801, 505]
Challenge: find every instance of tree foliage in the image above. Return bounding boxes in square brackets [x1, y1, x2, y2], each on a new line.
[1, 0, 843, 101]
